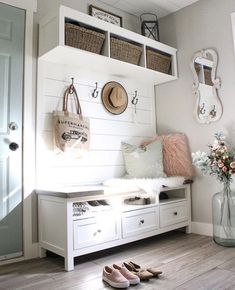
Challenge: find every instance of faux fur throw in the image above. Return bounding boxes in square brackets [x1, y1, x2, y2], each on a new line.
[103, 176, 185, 195]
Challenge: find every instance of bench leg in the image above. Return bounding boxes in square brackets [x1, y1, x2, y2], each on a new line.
[65, 256, 74, 271]
[186, 224, 192, 234]
[39, 247, 47, 258]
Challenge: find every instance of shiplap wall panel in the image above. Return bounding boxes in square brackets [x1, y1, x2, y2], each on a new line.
[36, 60, 156, 187]
[41, 114, 155, 136]
[44, 96, 153, 124]
[40, 132, 150, 151]
[37, 150, 123, 167]
[43, 79, 153, 111]
[37, 166, 125, 186]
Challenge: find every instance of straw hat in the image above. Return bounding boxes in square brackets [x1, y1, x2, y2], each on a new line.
[101, 81, 128, 115]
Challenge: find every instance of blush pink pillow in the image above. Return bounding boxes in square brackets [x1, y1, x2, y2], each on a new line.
[141, 133, 194, 179]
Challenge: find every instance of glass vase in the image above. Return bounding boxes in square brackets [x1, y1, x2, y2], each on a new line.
[212, 181, 235, 246]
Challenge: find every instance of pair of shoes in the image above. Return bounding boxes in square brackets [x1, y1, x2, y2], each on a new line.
[125, 196, 151, 205]
[123, 261, 162, 280]
[129, 261, 162, 277]
[102, 264, 140, 288]
[123, 262, 153, 280]
[88, 200, 109, 207]
[88, 200, 100, 207]
[98, 199, 109, 206]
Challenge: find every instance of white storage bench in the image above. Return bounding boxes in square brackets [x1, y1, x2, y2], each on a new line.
[37, 184, 191, 271]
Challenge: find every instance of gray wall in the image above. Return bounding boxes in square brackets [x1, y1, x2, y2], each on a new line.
[157, 0, 235, 224]
[37, 0, 140, 33]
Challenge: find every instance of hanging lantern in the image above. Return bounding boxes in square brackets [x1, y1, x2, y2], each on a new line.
[140, 13, 160, 41]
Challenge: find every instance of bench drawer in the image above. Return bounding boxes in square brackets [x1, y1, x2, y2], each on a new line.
[74, 213, 120, 249]
[160, 201, 188, 228]
[122, 207, 159, 238]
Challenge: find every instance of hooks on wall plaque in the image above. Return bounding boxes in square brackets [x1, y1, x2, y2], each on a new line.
[131, 90, 138, 113]
[92, 82, 99, 98]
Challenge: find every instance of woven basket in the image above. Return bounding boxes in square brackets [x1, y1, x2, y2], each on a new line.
[110, 37, 142, 65]
[146, 49, 171, 74]
[195, 63, 201, 76]
[204, 68, 213, 86]
[65, 23, 105, 54]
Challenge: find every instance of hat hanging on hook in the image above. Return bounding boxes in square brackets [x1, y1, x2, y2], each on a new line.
[101, 81, 128, 115]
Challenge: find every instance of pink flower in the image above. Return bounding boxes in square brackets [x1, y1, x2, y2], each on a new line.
[230, 161, 235, 169]
[218, 161, 224, 168]
[222, 166, 227, 172]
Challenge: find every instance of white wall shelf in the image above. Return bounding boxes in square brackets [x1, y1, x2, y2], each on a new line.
[39, 5, 178, 85]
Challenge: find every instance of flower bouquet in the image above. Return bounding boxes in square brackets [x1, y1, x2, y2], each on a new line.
[192, 132, 235, 246]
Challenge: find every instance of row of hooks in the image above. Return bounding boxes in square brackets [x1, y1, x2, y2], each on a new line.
[69, 78, 139, 109]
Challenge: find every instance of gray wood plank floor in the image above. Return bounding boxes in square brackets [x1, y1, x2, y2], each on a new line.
[1, 231, 235, 290]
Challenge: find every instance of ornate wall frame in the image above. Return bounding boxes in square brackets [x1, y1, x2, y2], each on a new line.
[190, 48, 222, 124]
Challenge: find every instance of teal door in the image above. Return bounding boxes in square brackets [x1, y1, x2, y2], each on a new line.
[0, 3, 25, 260]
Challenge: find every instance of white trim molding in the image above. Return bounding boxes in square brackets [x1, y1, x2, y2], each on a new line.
[191, 221, 213, 237]
[22, 5, 37, 260]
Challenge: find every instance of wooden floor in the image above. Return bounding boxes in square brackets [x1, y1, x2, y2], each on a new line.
[1, 231, 235, 290]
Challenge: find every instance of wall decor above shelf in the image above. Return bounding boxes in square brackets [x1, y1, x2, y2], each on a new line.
[39, 6, 178, 85]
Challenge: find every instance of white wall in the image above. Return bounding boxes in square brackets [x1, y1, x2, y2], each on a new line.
[156, 0, 235, 224]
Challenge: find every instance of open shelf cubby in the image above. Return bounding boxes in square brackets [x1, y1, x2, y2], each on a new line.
[39, 6, 178, 85]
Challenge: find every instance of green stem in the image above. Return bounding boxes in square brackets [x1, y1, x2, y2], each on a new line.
[220, 181, 232, 237]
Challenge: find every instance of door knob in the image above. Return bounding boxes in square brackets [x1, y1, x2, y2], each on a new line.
[9, 142, 19, 151]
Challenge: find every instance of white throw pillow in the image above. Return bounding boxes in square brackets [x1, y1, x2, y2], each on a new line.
[121, 140, 166, 178]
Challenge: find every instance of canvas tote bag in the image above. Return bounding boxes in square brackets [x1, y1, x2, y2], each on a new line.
[53, 83, 90, 155]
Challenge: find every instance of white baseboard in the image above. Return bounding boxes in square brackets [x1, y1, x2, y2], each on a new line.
[191, 222, 213, 236]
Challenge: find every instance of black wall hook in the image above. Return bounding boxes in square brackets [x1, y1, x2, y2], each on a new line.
[209, 105, 217, 118]
[131, 90, 138, 105]
[69, 77, 75, 94]
[199, 103, 206, 115]
[131, 91, 138, 114]
[92, 82, 99, 98]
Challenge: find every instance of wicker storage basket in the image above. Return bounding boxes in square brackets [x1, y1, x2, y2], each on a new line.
[195, 63, 201, 76]
[204, 67, 213, 86]
[65, 23, 105, 54]
[146, 49, 171, 74]
[110, 37, 142, 65]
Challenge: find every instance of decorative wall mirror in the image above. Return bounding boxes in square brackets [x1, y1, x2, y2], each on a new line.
[190, 48, 222, 124]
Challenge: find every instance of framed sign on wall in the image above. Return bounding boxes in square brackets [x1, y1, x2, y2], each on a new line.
[89, 5, 123, 27]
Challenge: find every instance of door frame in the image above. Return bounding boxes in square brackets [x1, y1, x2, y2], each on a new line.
[0, 0, 37, 264]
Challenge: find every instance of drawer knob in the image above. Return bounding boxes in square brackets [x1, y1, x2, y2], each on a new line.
[140, 219, 145, 224]
[97, 229, 102, 233]
[174, 212, 178, 215]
